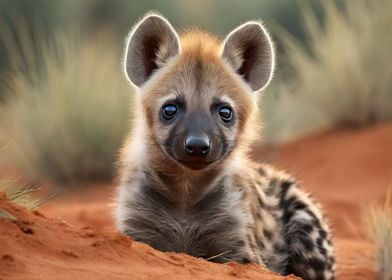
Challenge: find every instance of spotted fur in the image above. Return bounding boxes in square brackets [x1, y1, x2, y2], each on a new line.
[116, 13, 335, 280]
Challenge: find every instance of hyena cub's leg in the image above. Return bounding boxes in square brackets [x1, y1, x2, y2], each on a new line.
[279, 181, 335, 280]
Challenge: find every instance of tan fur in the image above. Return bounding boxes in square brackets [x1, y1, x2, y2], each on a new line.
[119, 29, 260, 196]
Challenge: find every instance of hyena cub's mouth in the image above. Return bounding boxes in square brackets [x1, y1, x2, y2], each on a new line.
[175, 158, 217, 170]
[167, 133, 225, 170]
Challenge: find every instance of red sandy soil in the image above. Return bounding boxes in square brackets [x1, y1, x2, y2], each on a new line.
[1, 123, 392, 279]
[0, 192, 297, 280]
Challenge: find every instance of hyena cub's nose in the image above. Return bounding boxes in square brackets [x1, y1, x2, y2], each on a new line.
[184, 135, 211, 156]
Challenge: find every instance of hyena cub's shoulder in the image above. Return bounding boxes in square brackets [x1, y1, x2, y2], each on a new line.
[116, 12, 335, 280]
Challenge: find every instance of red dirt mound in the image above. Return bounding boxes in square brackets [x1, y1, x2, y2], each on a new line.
[0, 192, 297, 280]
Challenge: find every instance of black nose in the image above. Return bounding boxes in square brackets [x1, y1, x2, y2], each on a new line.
[184, 135, 211, 156]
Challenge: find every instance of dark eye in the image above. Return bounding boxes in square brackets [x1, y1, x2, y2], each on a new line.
[218, 106, 233, 122]
[162, 104, 177, 120]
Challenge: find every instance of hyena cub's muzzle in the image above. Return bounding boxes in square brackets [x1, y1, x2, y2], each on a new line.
[165, 111, 226, 170]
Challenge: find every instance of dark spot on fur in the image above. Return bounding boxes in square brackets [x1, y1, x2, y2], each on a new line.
[305, 209, 321, 228]
[282, 209, 294, 225]
[319, 229, 327, 239]
[319, 246, 327, 257]
[292, 201, 307, 211]
[328, 256, 335, 269]
[265, 178, 278, 195]
[281, 196, 295, 209]
[257, 167, 266, 177]
[263, 229, 273, 240]
[317, 237, 323, 247]
[298, 235, 315, 252]
[282, 195, 306, 212]
[302, 223, 314, 234]
[307, 257, 326, 272]
[279, 181, 295, 207]
[281, 180, 294, 193]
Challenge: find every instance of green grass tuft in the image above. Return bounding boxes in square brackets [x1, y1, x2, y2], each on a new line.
[0, 23, 131, 185]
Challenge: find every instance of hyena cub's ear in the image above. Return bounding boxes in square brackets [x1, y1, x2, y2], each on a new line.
[124, 13, 180, 87]
[222, 21, 275, 92]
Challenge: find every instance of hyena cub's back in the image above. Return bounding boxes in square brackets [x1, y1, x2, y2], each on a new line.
[116, 13, 335, 280]
[243, 163, 335, 279]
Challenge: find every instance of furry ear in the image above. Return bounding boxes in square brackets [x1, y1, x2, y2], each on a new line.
[124, 13, 180, 87]
[222, 21, 275, 92]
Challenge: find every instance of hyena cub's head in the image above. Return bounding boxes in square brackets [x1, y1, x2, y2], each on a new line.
[124, 13, 274, 170]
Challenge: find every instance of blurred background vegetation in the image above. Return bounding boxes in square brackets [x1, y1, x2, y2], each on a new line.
[0, 0, 391, 185]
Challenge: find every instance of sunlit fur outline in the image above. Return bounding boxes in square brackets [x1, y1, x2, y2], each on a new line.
[221, 20, 276, 92]
[122, 11, 182, 88]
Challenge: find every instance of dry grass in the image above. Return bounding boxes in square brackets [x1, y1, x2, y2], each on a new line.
[0, 207, 16, 221]
[0, 23, 131, 185]
[0, 179, 55, 220]
[262, 0, 392, 142]
[1, 180, 40, 209]
[364, 191, 392, 280]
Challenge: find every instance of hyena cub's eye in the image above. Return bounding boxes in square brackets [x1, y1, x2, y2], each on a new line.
[218, 106, 233, 122]
[162, 104, 178, 120]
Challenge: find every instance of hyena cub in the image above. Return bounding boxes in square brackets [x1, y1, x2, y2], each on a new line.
[116, 13, 335, 280]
